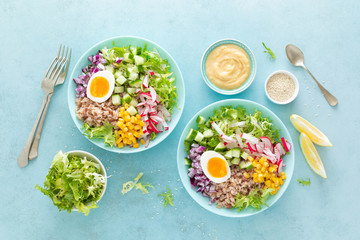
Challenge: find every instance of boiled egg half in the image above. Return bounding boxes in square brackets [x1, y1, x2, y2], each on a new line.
[86, 70, 115, 103]
[200, 151, 231, 183]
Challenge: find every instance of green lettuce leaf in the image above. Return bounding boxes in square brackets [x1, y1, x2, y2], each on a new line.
[35, 151, 106, 216]
[82, 122, 116, 147]
[233, 188, 273, 211]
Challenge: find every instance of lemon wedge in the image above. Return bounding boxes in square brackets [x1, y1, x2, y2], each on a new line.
[299, 133, 327, 178]
[290, 114, 332, 147]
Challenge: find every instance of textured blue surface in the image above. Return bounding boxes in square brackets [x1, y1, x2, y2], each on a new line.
[1, 0, 359, 239]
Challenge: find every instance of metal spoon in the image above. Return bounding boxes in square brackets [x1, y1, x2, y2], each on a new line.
[285, 44, 338, 106]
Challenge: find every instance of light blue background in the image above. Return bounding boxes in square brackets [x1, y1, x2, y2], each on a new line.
[1, 0, 359, 239]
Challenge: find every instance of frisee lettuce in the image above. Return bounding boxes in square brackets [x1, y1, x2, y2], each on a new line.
[122, 172, 154, 195]
[82, 122, 116, 147]
[297, 178, 311, 186]
[158, 188, 174, 207]
[35, 151, 106, 216]
[233, 188, 273, 211]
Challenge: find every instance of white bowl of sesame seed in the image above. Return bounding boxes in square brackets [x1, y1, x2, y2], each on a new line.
[265, 70, 299, 105]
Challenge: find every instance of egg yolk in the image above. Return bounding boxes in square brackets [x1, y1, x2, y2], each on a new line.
[89, 76, 109, 98]
[207, 157, 228, 178]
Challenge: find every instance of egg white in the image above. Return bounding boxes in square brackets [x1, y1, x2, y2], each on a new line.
[86, 70, 115, 103]
[200, 151, 231, 184]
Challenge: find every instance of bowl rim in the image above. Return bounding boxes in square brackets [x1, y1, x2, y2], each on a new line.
[176, 99, 295, 217]
[67, 35, 185, 153]
[64, 150, 107, 211]
[200, 38, 257, 95]
[264, 70, 299, 105]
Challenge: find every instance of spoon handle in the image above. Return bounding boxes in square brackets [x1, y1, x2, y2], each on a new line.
[302, 66, 338, 106]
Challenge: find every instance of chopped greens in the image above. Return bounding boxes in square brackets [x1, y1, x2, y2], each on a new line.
[35, 151, 106, 216]
[233, 188, 273, 211]
[297, 178, 311, 186]
[158, 188, 174, 207]
[262, 42, 276, 60]
[82, 122, 116, 147]
[122, 172, 154, 195]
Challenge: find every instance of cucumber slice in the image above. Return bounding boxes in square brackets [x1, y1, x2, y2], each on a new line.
[116, 75, 127, 85]
[208, 138, 220, 148]
[122, 93, 132, 104]
[231, 148, 241, 158]
[130, 46, 137, 55]
[231, 158, 240, 165]
[241, 152, 249, 160]
[127, 106, 137, 116]
[226, 159, 232, 166]
[129, 98, 138, 107]
[114, 70, 122, 79]
[239, 161, 253, 170]
[185, 129, 198, 142]
[224, 150, 233, 159]
[134, 55, 145, 65]
[214, 142, 226, 152]
[105, 65, 114, 74]
[111, 94, 121, 106]
[203, 129, 214, 138]
[196, 115, 206, 125]
[184, 158, 192, 166]
[114, 86, 124, 93]
[194, 132, 204, 143]
[128, 72, 138, 80]
[126, 87, 136, 95]
[129, 79, 142, 88]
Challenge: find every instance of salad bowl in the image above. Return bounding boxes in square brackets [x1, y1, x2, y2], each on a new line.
[68, 36, 185, 153]
[177, 99, 295, 217]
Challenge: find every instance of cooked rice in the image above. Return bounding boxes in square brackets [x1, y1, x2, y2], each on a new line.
[75, 97, 120, 127]
[208, 166, 264, 208]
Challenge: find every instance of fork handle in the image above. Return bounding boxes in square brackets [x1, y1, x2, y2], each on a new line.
[28, 93, 54, 160]
[17, 94, 50, 167]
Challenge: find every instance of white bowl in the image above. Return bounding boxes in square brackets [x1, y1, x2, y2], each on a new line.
[264, 70, 299, 104]
[65, 150, 107, 212]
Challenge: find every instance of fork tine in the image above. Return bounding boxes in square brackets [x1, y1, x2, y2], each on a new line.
[56, 48, 72, 85]
[50, 47, 68, 80]
[49, 47, 67, 80]
[43, 45, 62, 79]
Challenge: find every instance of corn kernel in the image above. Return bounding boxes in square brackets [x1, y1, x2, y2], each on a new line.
[243, 172, 250, 178]
[259, 157, 265, 164]
[265, 180, 272, 187]
[124, 103, 130, 109]
[140, 139, 145, 144]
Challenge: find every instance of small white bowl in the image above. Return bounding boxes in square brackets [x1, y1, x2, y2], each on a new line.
[65, 150, 107, 212]
[264, 70, 299, 104]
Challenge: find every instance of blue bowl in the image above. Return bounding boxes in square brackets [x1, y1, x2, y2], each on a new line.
[201, 39, 257, 95]
[177, 99, 294, 217]
[68, 36, 185, 153]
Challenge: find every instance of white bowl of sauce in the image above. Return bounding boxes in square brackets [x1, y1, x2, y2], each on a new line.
[201, 39, 257, 95]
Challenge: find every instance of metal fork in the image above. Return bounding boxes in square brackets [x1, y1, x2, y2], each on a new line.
[17, 45, 69, 168]
[28, 48, 72, 160]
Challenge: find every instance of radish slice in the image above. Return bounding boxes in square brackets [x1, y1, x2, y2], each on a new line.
[275, 143, 286, 156]
[281, 137, 291, 152]
[277, 158, 283, 174]
[260, 136, 273, 152]
[149, 87, 157, 103]
[241, 133, 259, 144]
[274, 148, 281, 162]
[247, 142, 256, 153]
[142, 75, 149, 88]
[149, 71, 155, 76]
[229, 121, 246, 128]
[222, 135, 236, 143]
[255, 143, 264, 153]
[211, 121, 225, 136]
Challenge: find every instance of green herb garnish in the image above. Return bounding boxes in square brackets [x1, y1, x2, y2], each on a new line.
[297, 178, 311, 186]
[233, 188, 273, 211]
[262, 42, 276, 60]
[158, 188, 174, 207]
